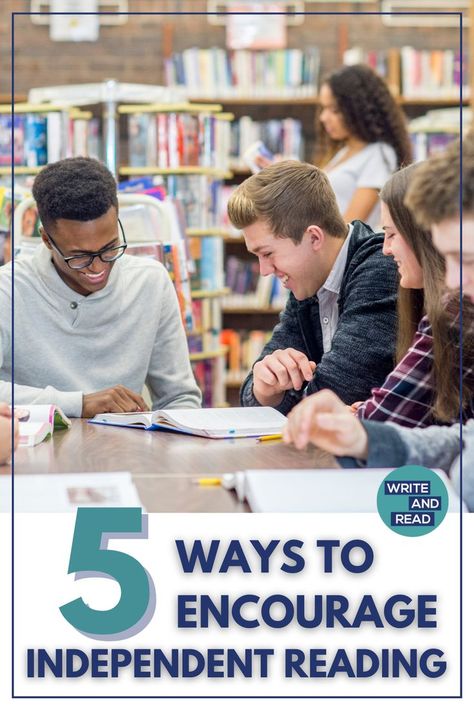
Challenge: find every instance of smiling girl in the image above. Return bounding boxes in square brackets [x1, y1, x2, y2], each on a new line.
[354, 163, 473, 427]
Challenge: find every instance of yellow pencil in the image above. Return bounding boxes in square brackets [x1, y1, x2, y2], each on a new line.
[257, 433, 283, 442]
[194, 477, 222, 486]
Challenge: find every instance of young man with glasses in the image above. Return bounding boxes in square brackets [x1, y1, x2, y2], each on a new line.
[0, 156, 201, 418]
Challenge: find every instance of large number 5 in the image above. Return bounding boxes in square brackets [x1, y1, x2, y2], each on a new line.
[60, 508, 153, 637]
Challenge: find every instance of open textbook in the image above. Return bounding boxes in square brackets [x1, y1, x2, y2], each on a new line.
[222, 468, 463, 513]
[17, 404, 71, 447]
[89, 406, 287, 439]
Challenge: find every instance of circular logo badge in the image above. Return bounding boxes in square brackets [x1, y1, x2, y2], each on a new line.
[377, 465, 449, 537]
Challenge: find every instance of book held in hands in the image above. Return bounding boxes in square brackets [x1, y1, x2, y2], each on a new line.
[89, 406, 287, 439]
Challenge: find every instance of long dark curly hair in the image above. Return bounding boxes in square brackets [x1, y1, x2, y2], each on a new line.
[317, 64, 412, 169]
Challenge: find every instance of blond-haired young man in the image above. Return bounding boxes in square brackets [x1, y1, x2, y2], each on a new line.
[227, 160, 399, 414]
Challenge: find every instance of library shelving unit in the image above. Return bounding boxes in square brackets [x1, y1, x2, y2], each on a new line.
[0, 103, 94, 267]
[179, 46, 469, 403]
[117, 101, 235, 406]
[0, 103, 93, 177]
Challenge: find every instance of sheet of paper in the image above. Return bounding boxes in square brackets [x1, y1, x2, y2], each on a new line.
[0, 471, 142, 512]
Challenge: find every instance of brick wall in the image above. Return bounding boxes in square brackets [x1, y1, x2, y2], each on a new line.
[1, 0, 467, 97]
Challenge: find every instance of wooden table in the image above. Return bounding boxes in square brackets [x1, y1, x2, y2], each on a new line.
[4, 419, 337, 512]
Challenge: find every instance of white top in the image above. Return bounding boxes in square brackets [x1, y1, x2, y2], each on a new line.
[317, 223, 353, 353]
[0, 246, 202, 417]
[325, 142, 397, 229]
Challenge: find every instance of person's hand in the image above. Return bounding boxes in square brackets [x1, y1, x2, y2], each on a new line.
[0, 402, 11, 418]
[254, 154, 274, 170]
[82, 386, 148, 418]
[0, 408, 18, 465]
[252, 349, 316, 407]
[283, 389, 369, 459]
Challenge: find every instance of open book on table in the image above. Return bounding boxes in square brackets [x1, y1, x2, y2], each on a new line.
[17, 404, 71, 447]
[89, 406, 287, 439]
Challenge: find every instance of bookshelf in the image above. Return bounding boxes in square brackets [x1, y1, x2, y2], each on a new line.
[117, 100, 235, 406]
[0, 103, 94, 172]
[174, 36, 468, 404]
[0, 103, 96, 267]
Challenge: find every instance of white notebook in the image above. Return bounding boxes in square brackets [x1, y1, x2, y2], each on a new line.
[223, 468, 463, 513]
[89, 406, 287, 439]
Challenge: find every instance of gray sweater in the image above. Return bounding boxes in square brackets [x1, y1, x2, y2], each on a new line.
[344, 418, 474, 512]
[241, 221, 399, 414]
[0, 246, 202, 416]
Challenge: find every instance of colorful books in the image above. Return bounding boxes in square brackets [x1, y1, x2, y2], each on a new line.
[89, 406, 287, 439]
[164, 47, 320, 98]
[18, 404, 71, 447]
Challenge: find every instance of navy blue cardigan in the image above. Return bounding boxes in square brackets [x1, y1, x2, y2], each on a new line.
[240, 220, 399, 414]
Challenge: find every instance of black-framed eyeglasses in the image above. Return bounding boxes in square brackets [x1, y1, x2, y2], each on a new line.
[45, 218, 128, 270]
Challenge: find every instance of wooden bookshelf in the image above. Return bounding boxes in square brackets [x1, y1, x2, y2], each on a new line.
[223, 306, 283, 315]
[191, 288, 230, 299]
[0, 166, 43, 175]
[189, 95, 468, 108]
[186, 227, 232, 237]
[190, 347, 228, 362]
[118, 102, 224, 114]
[118, 166, 232, 178]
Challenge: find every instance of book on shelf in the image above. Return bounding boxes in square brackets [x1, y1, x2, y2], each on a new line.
[89, 406, 287, 439]
[164, 47, 320, 98]
[17, 404, 71, 447]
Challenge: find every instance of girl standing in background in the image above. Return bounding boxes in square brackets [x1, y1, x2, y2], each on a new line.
[318, 63, 412, 227]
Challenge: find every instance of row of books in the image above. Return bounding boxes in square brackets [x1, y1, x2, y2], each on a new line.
[344, 46, 468, 100]
[127, 112, 231, 171]
[189, 235, 224, 292]
[221, 329, 273, 385]
[119, 173, 225, 232]
[0, 112, 100, 167]
[164, 47, 320, 98]
[192, 358, 225, 408]
[224, 255, 287, 310]
[165, 174, 223, 230]
[229, 117, 303, 168]
[410, 132, 458, 162]
[343, 47, 401, 95]
[408, 107, 468, 162]
[0, 184, 33, 234]
[401, 47, 468, 99]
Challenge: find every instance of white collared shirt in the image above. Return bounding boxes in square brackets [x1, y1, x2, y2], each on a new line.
[316, 223, 353, 353]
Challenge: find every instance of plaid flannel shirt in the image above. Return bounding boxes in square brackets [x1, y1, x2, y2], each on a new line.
[356, 316, 436, 427]
[357, 303, 474, 428]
